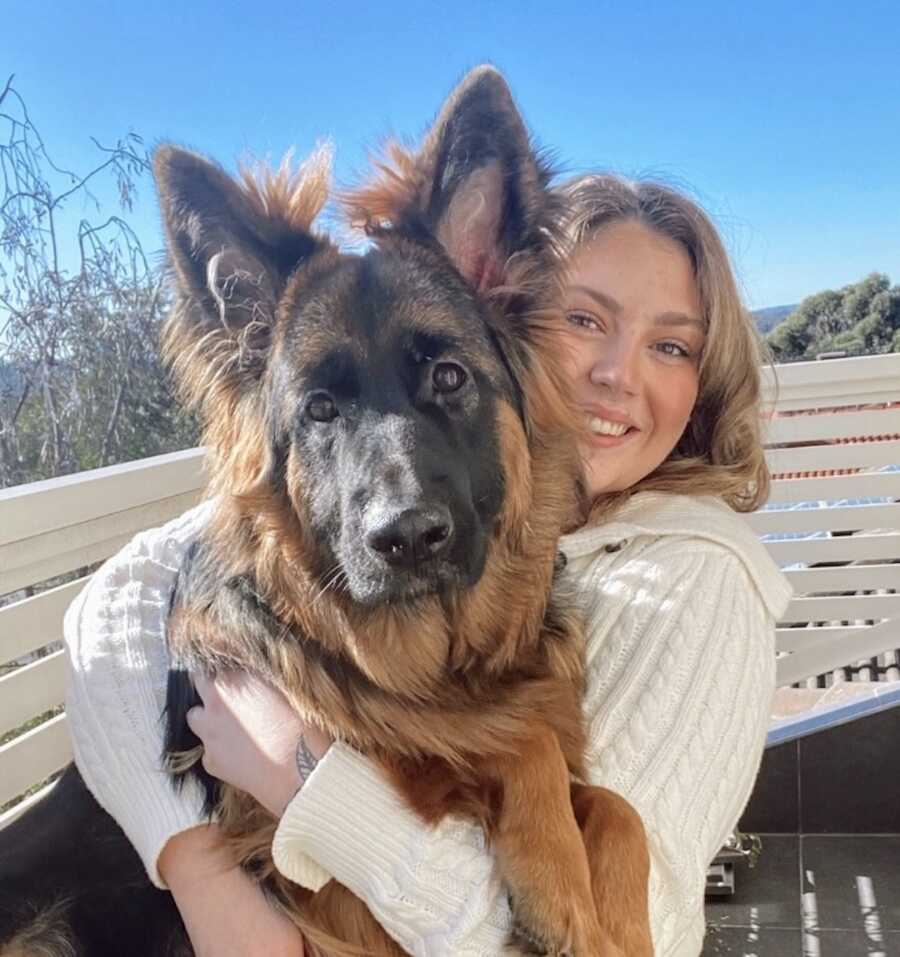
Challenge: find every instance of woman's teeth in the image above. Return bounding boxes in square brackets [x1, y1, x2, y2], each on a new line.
[589, 417, 630, 437]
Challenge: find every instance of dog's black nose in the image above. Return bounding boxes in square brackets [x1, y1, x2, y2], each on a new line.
[366, 507, 454, 568]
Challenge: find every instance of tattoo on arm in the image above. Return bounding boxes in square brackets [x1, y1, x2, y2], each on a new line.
[295, 734, 321, 785]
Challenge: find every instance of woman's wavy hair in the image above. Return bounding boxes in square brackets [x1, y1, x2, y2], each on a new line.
[555, 174, 771, 517]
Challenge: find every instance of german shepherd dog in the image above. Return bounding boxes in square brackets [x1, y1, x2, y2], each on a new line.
[0, 68, 652, 957]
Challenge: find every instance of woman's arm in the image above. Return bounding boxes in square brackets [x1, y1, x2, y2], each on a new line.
[262, 543, 776, 957]
[275, 746, 515, 955]
[159, 825, 305, 957]
[577, 544, 777, 954]
[188, 673, 514, 955]
[64, 503, 214, 887]
[63, 503, 306, 955]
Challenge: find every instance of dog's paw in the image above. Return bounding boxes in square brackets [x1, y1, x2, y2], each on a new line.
[507, 892, 577, 956]
[508, 911, 557, 955]
[507, 893, 623, 957]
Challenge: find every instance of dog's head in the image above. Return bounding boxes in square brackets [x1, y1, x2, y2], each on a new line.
[157, 68, 574, 618]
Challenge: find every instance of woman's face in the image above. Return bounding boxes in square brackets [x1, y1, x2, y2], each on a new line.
[558, 220, 706, 498]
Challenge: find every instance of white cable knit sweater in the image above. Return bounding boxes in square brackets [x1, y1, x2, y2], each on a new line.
[64, 491, 791, 957]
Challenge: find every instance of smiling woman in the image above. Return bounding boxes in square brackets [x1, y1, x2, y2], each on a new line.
[559, 220, 704, 496]
[556, 174, 771, 518]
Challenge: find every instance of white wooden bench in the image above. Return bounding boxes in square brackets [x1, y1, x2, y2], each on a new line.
[2, 353, 898, 834]
[753, 352, 900, 731]
[0, 449, 206, 828]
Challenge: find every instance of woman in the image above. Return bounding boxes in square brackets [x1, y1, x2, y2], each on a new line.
[65, 174, 791, 957]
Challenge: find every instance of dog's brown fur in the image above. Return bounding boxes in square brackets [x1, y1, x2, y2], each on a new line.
[160, 68, 652, 957]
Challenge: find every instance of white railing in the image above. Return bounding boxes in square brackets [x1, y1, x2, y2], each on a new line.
[0, 449, 206, 828]
[1, 354, 898, 827]
[754, 353, 900, 686]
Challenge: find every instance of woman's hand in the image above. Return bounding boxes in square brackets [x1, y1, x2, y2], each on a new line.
[187, 671, 333, 817]
[160, 824, 306, 957]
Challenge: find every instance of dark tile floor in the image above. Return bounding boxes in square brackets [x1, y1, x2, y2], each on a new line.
[703, 835, 900, 956]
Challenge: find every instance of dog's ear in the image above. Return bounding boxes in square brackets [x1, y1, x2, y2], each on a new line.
[349, 66, 559, 294]
[154, 146, 328, 395]
[425, 66, 554, 292]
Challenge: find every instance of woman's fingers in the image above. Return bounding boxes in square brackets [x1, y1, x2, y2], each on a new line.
[178, 668, 331, 816]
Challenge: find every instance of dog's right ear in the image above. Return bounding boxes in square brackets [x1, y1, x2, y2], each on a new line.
[154, 146, 328, 399]
[346, 67, 561, 298]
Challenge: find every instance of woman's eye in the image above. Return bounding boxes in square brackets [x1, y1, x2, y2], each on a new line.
[655, 341, 692, 359]
[565, 311, 602, 332]
[306, 393, 339, 422]
[432, 361, 468, 394]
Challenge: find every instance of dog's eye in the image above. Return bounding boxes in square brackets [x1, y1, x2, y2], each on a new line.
[306, 392, 339, 422]
[432, 362, 467, 394]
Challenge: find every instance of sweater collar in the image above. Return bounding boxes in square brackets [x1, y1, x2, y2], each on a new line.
[560, 492, 793, 619]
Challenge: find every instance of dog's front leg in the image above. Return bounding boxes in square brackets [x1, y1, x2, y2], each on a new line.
[571, 783, 653, 956]
[490, 727, 623, 957]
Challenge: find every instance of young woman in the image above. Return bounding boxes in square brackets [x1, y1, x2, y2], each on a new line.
[65, 174, 791, 957]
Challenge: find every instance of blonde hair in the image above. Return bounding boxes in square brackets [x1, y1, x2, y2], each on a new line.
[555, 174, 771, 517]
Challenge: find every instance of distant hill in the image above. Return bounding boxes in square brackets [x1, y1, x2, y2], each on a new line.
[752, 304, 796, 334]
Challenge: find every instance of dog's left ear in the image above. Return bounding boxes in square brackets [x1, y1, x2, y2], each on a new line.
[351, 66, 559, 294]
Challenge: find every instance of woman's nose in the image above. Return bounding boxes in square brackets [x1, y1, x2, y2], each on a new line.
[588, 339, 640, 397]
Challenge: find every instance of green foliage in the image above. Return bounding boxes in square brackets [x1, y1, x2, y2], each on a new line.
[768, 272, 900, 362]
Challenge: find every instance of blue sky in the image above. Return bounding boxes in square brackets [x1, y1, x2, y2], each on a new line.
[5, 0, 899, 308]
